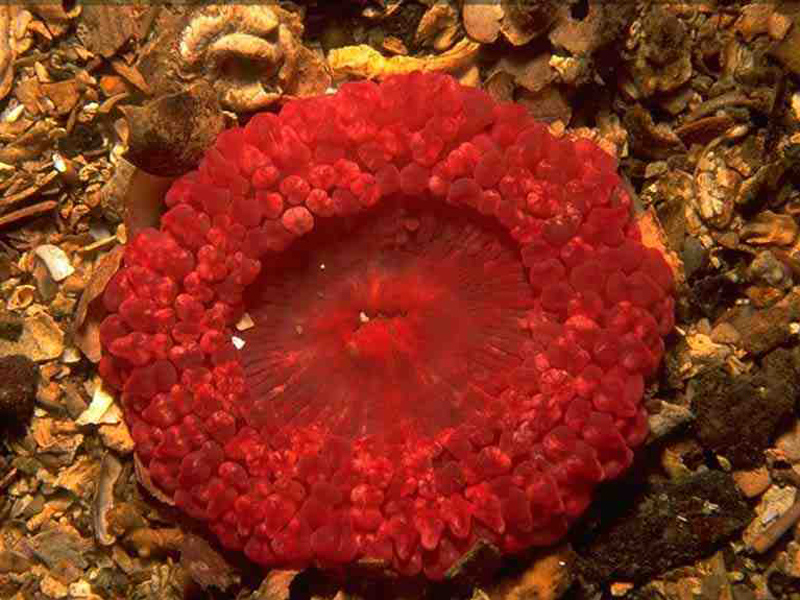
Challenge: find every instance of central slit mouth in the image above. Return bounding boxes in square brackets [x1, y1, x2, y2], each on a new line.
[357, 309, 407, 324]
[240, 197, 533, 440]
[347, 311, 412, 361]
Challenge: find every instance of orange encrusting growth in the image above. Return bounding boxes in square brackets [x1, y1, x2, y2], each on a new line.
[98, 72, 674, 579]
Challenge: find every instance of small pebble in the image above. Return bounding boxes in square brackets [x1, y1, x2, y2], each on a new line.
[0, 355, 38, 432]
[34, 244, 75, 282]
[732, 466, 771, 499]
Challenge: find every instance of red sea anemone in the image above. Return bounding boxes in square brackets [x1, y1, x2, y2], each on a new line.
[99, 72, 674, 579]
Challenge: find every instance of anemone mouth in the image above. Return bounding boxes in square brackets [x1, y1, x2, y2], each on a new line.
[98, 72, 675, 580]
[241, 199, 533, 442]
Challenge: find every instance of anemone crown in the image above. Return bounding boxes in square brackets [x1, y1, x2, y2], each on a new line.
[99, 71, 675, 579]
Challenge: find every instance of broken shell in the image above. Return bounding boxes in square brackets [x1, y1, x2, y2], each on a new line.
[7, 284, 35, 310]
[93, 453, 123, 546]
[61, 346, 82, 364]
[499, 0, 559, 46]
[177, 5, 310, 112]
[741, 211, 799, 247]
[235, 312, 255, 331]
[179, 7, 280, 69]
[34, 244, 75, 282]
[76, 380, 117, 426]
[0, 309, 65, 361]
[416, 3, 459, 51]
[621, 7, 692, 98]
[0, 6, 15, 102]
[747, 250, 792, 297]
[694, 144, 741, 229]
[624, 104, 685, 160]
[328, 38, 480, 81]
[648, 401, 695, 441]
[462, 2, 503, 44]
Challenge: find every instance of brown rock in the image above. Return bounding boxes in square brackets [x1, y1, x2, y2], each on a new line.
[40, 79, 82, 115]
[741, 211, 799, 246]
[486, 545, 574, 600]
[500, 0, 558, 47]
[98, 421, 135, 455]
[76, 5, 141, 58]
[180, 534, 239, 591]
[748, 251, 793, 293]
[676, 115, 736, 146]
[0, 550, 33, 574]
[121, 81, 225, 178]
[692, 349, 799, 468]
[485, 70, 515, 103]
[577, 471, 752, 583]
[622, 7, 692, 98]
[518, 86, 572, 125]
[709, 322, 741, 345]
[490, 50, 555, 94]
[768, 11, 793, 40]
[463, 1, 502, 44]
[745, 285, 787, 308]
[110, 59, 150, 95]
[645, 170, 692, 254]
[776, 419, 800, 463]
[742, 484, 797, 549]
[72, 245, 124, 363]
[735, 4, 774, 41]
[0, 120, 52, 165]
[0, 5, 16, 102]
[725, 288, 800, 356]
[648, 401, 695, 440]
[0, 354, 37, 432]
[251, 570, 299, 600]
[29, 525, 91, 581]
[124, 527, 183, 558]
[732, 466, 771, 498]
[0, 309, 22, 342]
[99, 75, 129, 97]
[694, 150, 740, 229]
[550, 1, 635, 56]
[623, 104, 686, 160]
[770, 6, 800, 74]
[416, 3, 459, 50]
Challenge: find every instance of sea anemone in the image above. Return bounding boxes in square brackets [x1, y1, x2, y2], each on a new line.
[99, 71, 675, 579]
